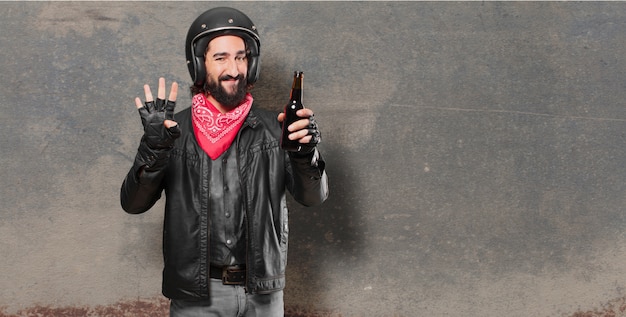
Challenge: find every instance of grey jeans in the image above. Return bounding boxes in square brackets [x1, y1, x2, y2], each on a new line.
[169, 278, 284, 317]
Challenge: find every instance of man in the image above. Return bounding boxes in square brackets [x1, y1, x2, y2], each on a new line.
[120, 7, 329, 317]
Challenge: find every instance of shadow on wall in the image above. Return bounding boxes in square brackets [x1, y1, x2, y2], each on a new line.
[283, 140, 368, 312]
[242, 46, 368, 311]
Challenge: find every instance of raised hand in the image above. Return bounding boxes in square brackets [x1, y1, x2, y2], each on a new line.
[135, 78, 180, 149]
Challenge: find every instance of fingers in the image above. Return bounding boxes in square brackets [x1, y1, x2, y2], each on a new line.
[285, 110, 320, 145]
[288, 131, 318, 144]
[168, 82, 179, 102]
[284, 109, 314, 131]
[144, 84, 154, 102]
[157, 78, 178, 101]
[286, 117, 315, 140]
[136, 78, 178, 109]
[287, 126, 312, 141]
[296, 108, 314, 118]
[291, 128, 320, 144]
[287, 113, 316, 132]
[157, 77, 166, 100]
[164, 119, 178, 129]
[286, 118, 309, 133]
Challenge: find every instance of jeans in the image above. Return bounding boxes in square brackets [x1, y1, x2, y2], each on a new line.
[169, 278, 284, 317]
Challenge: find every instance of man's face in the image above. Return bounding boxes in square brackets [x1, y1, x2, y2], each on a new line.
[204, 35, 248, 111]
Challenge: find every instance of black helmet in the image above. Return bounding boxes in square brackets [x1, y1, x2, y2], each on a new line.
[185, 7, 261, 87]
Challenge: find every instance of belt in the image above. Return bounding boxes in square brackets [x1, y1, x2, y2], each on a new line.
[210, 265, 246, 285]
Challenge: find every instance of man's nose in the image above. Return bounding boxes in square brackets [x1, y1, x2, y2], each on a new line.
[225, 59, 240, 77]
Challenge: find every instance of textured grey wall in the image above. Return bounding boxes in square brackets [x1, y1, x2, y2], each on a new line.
[2, 2, 626, 317]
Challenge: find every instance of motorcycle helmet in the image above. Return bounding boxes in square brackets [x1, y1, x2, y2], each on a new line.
[185, 7, 261, 86]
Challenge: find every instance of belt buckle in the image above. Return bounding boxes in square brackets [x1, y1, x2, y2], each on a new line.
[222, 266, 245, 285]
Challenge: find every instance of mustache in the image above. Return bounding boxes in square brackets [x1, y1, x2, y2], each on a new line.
[219, 74, 244, 81]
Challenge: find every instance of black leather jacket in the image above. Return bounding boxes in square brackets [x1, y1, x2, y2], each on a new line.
[120, 105, 328, 299]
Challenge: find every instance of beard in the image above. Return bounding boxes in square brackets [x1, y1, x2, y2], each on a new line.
[205, 74, 248, 109]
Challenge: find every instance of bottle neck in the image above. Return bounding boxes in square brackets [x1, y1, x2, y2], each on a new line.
[290, 88, 302, 103]
[290, 72, 303, 103]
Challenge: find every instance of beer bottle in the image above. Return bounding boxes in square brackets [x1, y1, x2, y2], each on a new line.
[281, 71, 305, 151]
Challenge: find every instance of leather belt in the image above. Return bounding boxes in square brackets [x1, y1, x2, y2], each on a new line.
[210, 265, 246, 285]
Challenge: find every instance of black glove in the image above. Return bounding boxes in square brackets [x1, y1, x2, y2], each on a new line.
[138, 98, 180, 149]
[294, 115, 321, 154]
[134, 98, 180, 172]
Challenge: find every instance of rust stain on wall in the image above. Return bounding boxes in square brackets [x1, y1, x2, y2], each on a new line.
[2, 296, 625, 317]
[569, 296, 626, 317]
[0, 297, 170, 317]
[0, 297, 344, 317]
[284, 307, 343, 317]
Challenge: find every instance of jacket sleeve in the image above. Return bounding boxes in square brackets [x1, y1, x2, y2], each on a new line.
[120, 139, 170, 214]
[287, 148, 329, 207]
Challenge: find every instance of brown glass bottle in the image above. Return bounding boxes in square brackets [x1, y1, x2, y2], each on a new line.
[280, 71, 304, 151]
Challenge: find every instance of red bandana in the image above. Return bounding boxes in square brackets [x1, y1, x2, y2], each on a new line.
[191, 93, 253, 159]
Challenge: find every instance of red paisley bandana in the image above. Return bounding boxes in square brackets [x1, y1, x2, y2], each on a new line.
[191, 93, 253, 159]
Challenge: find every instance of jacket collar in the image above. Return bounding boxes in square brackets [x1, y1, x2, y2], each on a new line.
[243, 106, 261, 129]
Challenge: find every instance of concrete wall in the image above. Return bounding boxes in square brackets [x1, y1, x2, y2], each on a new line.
[2, 2, 626, 316]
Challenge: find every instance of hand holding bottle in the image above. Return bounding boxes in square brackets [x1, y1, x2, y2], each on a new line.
[279, 71, 321, 153]
[278, 108, 321, 153]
